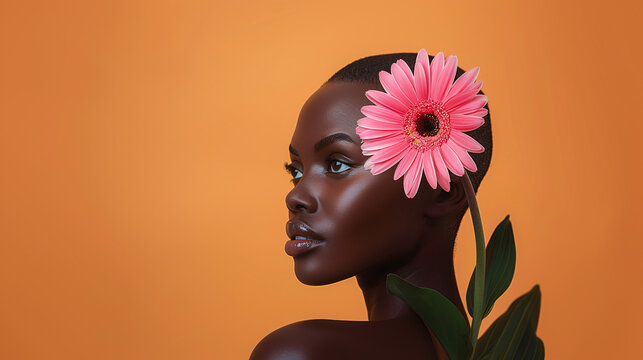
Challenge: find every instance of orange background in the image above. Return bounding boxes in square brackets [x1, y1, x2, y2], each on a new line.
[1, 0, 641, 359]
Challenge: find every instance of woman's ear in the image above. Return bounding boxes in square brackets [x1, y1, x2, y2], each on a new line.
[424, 177, 467, 218]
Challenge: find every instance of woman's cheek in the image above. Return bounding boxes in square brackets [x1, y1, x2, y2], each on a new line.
[330, 175, 398, 241]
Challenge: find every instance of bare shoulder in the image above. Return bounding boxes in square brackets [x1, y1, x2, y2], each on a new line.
[250, 318, 437, 360]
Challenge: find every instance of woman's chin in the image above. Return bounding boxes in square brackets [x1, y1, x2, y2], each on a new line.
[293, 259, 351, 286]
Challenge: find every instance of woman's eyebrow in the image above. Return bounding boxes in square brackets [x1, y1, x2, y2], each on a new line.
[289, 145, 299, 156]
[314, 133, 355, 152]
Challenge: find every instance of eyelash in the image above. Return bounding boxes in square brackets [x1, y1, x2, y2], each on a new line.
[284, 158, 352, 183]
[284, 162, 302, 183]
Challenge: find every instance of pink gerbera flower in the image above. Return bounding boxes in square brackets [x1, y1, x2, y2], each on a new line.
[356, 49, 487, 198]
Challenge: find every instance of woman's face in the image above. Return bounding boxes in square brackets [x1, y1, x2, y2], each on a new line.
[284, 81, 435, 285]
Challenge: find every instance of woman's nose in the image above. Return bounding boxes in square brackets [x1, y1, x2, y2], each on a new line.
[285, 180, 318, 214]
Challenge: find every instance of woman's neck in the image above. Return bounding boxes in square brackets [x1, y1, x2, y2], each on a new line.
[356, 226, 466, 322]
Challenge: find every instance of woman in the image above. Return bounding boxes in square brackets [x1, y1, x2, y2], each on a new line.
[251, 52, 492, 360]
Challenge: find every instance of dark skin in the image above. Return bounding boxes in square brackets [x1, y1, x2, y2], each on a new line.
[251, 81, 469, 360]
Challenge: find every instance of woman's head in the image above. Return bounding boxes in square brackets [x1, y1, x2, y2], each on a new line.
[284, 53, 492, 286]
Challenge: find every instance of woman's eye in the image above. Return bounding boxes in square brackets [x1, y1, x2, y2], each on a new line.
[291, 168, 303, 180]
[328, 160, 351, 174]
[284, 163, 303, 182]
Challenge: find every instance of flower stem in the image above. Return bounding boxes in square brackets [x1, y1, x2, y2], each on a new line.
[462, 172, 486, 356]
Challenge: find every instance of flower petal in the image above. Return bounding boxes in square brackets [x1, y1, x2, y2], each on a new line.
[396, 60, 416, 89]
[361, 105, 404, 124]
[415, 49, 431, 99]
[450, 131, 484, 153]
[357, 117, 403, 131]
[448, 139, 477, 172]
[432, 147, 451, 192]
[443, 67, 479, 104]
[370, 144, 411, 175]
[468, 107, 488, 118]
[361, 134, 406, 151]
[434, 55, 458, 102]
[368, 138, 406, 159]
[450, 114, 485, 131]
[444, 81, 483, 112]
[356, 127, 400, 140]
[440, 143, 465, 176]
[364, 157, 373, 170]
[403, 153, 424, 198]
[391, 62, 417, 103]
[414, 64, 428, 102]
[422, 151, 438, 189]
[452, 95, 488, 115]
[365, 90, 408, 114]
[428, 52, 445, 100]
[394, 150, 419, 180]
[379, 71, 413, 107]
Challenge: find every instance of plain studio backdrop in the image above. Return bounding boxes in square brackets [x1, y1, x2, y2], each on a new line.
[0, 0, 641, 359]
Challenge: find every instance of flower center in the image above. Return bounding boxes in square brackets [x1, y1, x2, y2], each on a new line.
[402, 100, 451, 152]
[415, 114, 440, 137]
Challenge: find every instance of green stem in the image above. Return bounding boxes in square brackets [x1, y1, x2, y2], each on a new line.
[462, 172, 486, 357]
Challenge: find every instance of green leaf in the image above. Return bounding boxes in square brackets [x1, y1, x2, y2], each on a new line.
[467, 215, 516, 319]
[387, 274, 472, 360]
[516, 332, 545, 360]
[480, 331, 544, 360]
[479, 331, 544, 360]
[474, 285, 543, 360]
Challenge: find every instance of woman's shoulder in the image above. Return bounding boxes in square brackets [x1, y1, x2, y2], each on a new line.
[249, 320, 342, 360]
[250, 318, 437, 360]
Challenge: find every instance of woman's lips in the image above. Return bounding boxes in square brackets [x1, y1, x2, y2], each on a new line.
[284, 237, 324, 257]
[285, 221, 324, 257]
